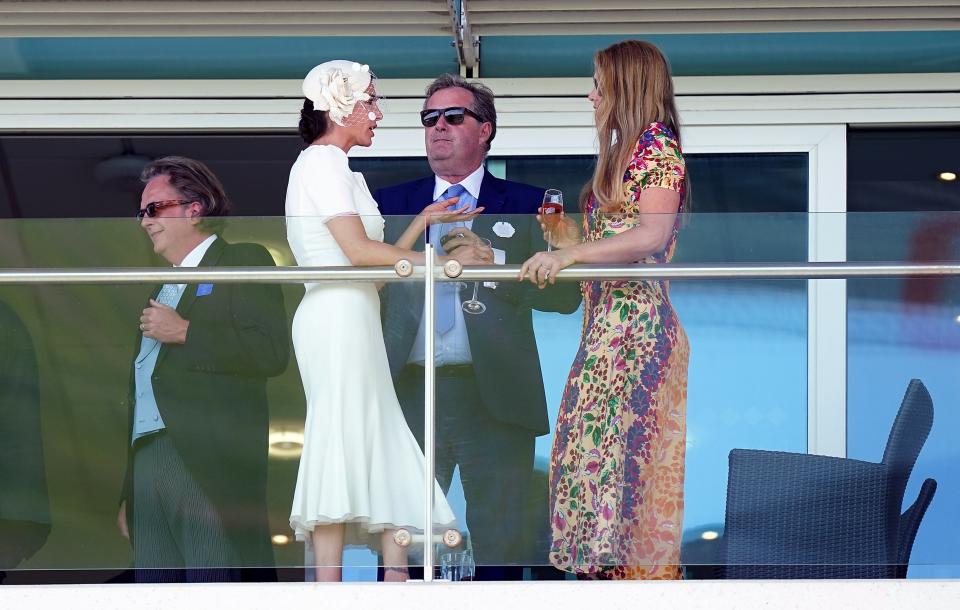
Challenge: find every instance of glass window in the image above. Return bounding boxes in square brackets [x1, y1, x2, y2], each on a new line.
[0, 134, 432, 220]
[847, 127, 960, 578]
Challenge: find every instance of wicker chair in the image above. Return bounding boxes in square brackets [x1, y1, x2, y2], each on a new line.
[718, 379, 935, 579]
[896, 478, 937, 578]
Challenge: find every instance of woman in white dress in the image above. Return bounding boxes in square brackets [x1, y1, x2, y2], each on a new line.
[285, 61, 483, 582]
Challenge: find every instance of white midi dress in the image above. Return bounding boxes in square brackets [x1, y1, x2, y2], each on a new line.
[285, 144, 455, 548]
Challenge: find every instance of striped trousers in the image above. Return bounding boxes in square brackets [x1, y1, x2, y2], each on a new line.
[132, 433, 238, 583]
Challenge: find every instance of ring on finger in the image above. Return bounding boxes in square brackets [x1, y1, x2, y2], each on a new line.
[139, 323, 145, 331]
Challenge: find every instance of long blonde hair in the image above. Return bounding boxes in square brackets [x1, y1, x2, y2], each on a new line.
[580, 40, 683, 212]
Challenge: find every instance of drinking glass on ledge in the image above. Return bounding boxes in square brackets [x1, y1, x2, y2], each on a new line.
[439, 549, 475, 581]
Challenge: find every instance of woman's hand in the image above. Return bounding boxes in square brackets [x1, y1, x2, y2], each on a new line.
[518, 248, 577, 288]
[419, 196, 484, 227]
[538, 212, 582, 249]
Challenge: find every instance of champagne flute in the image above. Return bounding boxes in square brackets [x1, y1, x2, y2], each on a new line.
[462, 237, 491, 315]
[540, 189, 563, 251]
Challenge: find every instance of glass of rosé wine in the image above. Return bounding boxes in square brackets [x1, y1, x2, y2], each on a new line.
[539, 189, 563, 251]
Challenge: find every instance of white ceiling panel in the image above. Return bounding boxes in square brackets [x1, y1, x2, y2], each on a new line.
[464, 0, 960, 35]
[0, 0, 455, 37]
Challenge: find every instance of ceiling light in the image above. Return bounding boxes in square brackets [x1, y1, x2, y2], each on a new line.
[938, 171, 957, 182]
[268, 426, 304, 459]
[271, 534, 291, 545]
[700, 530, 719, 541]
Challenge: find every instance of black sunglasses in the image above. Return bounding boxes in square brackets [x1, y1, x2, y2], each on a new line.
[419, 106, 483, 128]
[137, 199, 192, 220]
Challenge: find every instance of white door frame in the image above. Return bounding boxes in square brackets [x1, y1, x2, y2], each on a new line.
[682, 124, 847, 457]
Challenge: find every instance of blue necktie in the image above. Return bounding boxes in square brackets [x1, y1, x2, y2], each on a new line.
[434, 184, 468, 333]
[137, 283, 180, 359]
[156, 283, 179, 308]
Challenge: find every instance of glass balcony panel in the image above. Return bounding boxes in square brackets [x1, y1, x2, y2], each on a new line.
[425, 212, 809, 576]
[4, 212, 956, 581]
[848, 211, 960, 578]
[0, 216, 428, 582]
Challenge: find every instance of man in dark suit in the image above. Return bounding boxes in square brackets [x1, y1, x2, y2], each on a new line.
[374, 75, 581, 579]
[117, 156, 289, 583]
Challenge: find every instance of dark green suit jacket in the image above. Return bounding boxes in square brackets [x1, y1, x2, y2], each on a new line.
[121, 237, 289, 570]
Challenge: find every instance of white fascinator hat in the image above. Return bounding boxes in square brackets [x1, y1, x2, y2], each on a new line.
[302, 60, 373, 126]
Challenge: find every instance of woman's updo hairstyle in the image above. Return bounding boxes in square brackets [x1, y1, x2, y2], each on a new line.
[299, 98, 329, 144]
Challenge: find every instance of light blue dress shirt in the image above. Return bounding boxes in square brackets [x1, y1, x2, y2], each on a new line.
[406, 167, 486, 366]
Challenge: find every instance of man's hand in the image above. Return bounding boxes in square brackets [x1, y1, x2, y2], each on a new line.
[454, 244, 494, 265]
[117, 501, 129, 540]
[140, 299, 189, 344]
[443, 228, 494, 266]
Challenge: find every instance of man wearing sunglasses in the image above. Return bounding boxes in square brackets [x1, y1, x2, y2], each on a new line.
[118, 156, 289, 583]
[374, 75, 581, 581]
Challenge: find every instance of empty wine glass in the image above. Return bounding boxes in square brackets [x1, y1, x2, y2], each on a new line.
[462, 237, 491, 315]
[540, 189, 563, 251]
[439, 549, 475, 581]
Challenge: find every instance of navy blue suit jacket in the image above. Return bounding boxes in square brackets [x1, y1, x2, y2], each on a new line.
[374, 171, 581, 435]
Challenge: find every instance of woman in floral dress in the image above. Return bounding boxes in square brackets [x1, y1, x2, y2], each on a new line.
[520, 40, 689, 580]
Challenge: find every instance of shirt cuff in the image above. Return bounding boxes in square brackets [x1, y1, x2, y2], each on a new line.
[485, 248, 505, 288]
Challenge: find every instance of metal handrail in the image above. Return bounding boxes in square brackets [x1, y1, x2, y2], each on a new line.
[0, 261, 959, 284]
[0, 266, 408, 285]
[444, 261, 960, 281]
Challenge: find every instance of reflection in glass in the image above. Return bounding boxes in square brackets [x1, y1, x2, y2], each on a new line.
[848, 210, 960, 578]
[0, 299, 50, 581]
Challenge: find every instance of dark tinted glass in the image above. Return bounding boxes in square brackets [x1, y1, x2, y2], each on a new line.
[847, 127, 960, 578]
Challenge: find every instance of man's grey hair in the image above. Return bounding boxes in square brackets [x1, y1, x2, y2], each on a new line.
[424, 74, 497, 153]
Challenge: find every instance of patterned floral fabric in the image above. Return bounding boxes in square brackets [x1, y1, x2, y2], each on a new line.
[549, 122, 690, 580]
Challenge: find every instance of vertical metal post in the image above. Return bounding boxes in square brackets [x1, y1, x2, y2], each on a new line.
[422, 244, 436, 581]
